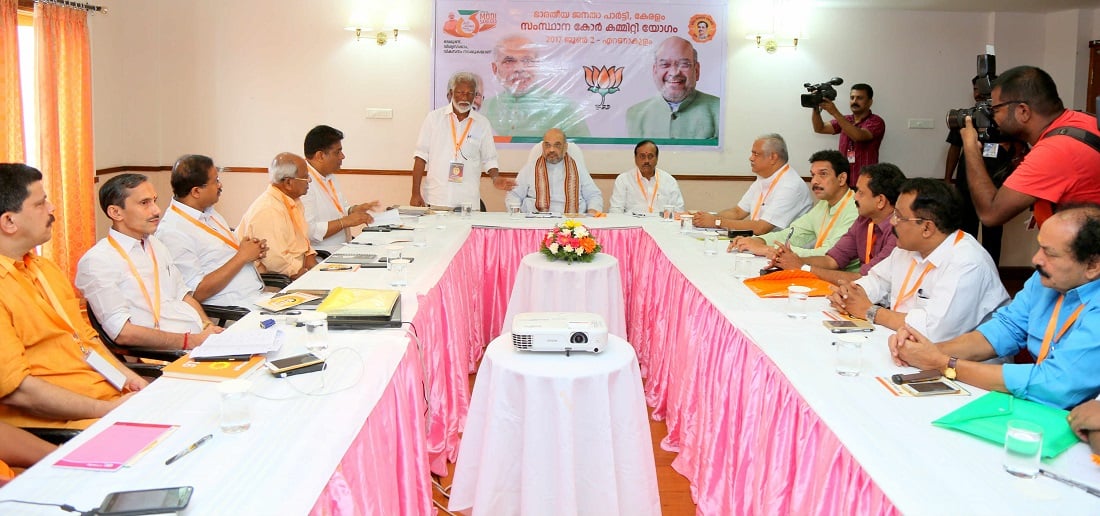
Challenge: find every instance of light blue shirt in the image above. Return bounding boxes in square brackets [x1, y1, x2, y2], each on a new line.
[980, 272, 1100, 409]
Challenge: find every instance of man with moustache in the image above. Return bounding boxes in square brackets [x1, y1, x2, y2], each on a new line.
[412, 71, 515, 209]
[0, 164, 147, 429]
[155, 154, 269, 307]
[302, 125, 379, 254]
[627, 36, 720, 140]
[811, 83, 885, 187]
[76, 174, 221, 351]
[959, 65, 1100, 228]
[730, 150, 858, 262]
[237, 153, 317, 279]
[829, 178, 1007, 342]
[771, 163, 906, 285]
[891, 203, 1100, 410]
[608, 140, 684, 214]
[693, 134, 812, 235]
[480, 35, 590, 138]
[507, 128, 603, 214]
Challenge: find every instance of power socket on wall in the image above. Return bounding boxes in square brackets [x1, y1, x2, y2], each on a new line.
[907, 118, 934, 129]
[366, 108, 393, 119]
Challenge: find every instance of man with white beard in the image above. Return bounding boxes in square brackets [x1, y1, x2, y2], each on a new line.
[411, 71, 516, 208]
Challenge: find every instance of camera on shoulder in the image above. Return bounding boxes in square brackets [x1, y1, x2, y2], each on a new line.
[800, 77, 844, 108]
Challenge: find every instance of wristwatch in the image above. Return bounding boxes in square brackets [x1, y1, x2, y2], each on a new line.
[801, 264, 812, 272]
[865, 304, 880, 323]
[944, 357, 959, 380]
[714, 219, 722, 228]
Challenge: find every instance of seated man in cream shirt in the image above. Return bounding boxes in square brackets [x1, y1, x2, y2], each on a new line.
[236, 153, 318, 279]
[507, 128, 603, 214]
[608, 140, 684, 215]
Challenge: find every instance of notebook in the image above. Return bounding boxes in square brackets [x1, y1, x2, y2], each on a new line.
[54, 422, 177, 471]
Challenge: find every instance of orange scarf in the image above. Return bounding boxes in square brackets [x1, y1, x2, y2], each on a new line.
[535, 154, 579, 213]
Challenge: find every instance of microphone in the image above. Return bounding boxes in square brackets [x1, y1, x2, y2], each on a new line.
[828, 77, 844, 86]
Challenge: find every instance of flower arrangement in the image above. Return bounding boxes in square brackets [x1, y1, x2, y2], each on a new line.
[540, 220, 601, 263]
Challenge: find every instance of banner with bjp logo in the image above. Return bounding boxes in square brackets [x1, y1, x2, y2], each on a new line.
[433, 0, 728, 148]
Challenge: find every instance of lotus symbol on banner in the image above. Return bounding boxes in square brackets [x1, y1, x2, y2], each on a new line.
[583, 66, 624, 110]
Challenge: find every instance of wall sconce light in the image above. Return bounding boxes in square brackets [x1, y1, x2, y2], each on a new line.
[345, 11, 409, 46]
[743, 0, 808, 54]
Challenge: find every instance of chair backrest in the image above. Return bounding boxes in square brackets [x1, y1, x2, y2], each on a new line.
[525, 141, 587, 171]
[85, 307, 186, 363]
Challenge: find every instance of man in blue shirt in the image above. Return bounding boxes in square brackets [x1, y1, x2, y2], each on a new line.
[889, 203, 1100, 409]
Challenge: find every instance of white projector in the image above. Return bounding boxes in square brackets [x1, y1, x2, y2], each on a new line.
[511, 312, 608, 354]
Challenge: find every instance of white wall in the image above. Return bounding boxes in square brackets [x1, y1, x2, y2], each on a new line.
[86, 1, 1100, 265]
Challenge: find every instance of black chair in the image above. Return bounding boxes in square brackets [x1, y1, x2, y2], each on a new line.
[201, 273, 292, 327]
[315, 249, 332, 261]
[86, 308, 186, 364]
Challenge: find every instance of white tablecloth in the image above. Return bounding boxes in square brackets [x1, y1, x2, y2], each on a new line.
[448, 334, 659, 516]
[502, 252, 627, 339]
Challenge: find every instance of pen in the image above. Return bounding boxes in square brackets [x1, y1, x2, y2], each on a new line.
[165, 434, 213, 465]
[1039, 469, 1100, 498]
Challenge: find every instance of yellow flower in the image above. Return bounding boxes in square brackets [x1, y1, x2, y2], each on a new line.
[562, 219, 580, 229]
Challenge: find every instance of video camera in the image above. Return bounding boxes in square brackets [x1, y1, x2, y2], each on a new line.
[945, 54, 1000, 142]
[801, 77, 843, 108]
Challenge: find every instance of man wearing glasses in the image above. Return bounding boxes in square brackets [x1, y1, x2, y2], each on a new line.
[828, 178, 1008, 342]
[959, 65, 1100, 228]
[480, 35, 591, 139]
[236, 153, 317, 279]
[626, 36, 720, 140]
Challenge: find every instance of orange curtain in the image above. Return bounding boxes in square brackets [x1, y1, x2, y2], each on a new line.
[35, 3, 95, 278]
[0, 0, 24, 162]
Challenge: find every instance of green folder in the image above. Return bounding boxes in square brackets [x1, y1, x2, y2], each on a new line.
[932, 391, 1080, 459]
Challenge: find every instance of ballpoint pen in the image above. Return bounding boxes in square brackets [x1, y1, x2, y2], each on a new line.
[165, 434, 213, 465]
[1039, 469, 1100, 498]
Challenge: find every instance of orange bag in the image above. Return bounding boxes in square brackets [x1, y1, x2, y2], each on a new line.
[743, 269, 835, 298]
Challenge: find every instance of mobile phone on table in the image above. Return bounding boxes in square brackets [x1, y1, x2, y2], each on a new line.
[97, 486, 193, 515]
[265, 353, 324, 375]
[901, 380, 960, 396]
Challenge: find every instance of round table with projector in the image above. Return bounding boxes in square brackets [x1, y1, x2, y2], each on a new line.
[447, 315, 660, 516]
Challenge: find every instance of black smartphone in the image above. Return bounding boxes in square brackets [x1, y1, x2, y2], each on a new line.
[97, 486, 193, 515]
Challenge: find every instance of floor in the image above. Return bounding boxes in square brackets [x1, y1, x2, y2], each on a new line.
[430, 373, 698, 515]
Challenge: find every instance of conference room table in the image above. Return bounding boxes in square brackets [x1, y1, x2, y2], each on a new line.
[3, 212, 1099, 515]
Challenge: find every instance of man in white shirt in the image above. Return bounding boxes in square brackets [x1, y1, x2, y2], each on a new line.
[301, 125, 379, 253]
[693, 134, 813, 235]
[828, 178, 1008, 342]
[76, 174, 221, 351]
[155, 155, 267, 307]
[608, 140, 684, 214]
[507, 128, 604, 214]
[411, 71, 515, 209]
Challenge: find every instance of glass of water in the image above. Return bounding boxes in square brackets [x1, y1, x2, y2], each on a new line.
[1003, 420, 1043, 478]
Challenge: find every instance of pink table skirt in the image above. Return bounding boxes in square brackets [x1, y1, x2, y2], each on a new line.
[413, 227, 899, 515]
[309, 340, 433, 516]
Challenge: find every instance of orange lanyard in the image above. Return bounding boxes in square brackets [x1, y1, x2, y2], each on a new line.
[107, 234, 161, 329]
[170, 205, 239, 250]
[449, 115, 473, 161]
[308, 167, 344, 214]
[814, 189, 852, 248]
[864, 222, 876, 263]
[634, 170, 660, 213]
[751, 164, 790, 220]
[892, 230, 965, 311]
[279, 192, 309, 239]
[0, 255, 81, 341]
[1035, 294, 1085, 364]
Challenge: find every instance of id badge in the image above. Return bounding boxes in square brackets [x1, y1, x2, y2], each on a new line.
[448, 161, 464, 183]
[846, 149, 856, 164]
[85, 349, 127, 391]
[982, 143, 999, 158]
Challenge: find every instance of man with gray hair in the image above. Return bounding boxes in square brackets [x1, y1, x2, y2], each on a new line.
[693, 134, 813, 234]
[411, 71, 515, 208]
[626, 35, 720, 140]
[480, 34, 591, 138]
[236, 152, 317, 279]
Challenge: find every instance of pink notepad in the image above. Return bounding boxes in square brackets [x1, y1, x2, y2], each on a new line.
[54, 422, 177, 471]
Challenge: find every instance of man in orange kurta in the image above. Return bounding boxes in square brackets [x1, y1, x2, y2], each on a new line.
[236, 152, 318, 279]
[0, 163, 148, 430]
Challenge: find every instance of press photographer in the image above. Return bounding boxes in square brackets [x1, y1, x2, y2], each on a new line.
[958, 65, 1100, 228]
[810, 80, 886, 187]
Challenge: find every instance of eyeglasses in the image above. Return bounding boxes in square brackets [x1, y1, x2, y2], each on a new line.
[288, 176, 311, 183]
[990, 100, 1026, 112]
[655, 59, 695, 72]
[890, 211, 925, 225]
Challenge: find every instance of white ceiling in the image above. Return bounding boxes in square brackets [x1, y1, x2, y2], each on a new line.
[816, 0, 1100, 14]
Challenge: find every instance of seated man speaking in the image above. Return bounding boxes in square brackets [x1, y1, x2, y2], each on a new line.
[729, 150, 858, 262]
[829, 178, 1008, 342]
[507, 128, 603, 214]
[892, 204, 1100, 409]
[0, 163, 146, 429]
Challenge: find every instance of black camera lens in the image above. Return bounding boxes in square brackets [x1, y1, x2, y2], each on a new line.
[569, 332, 588, 344]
